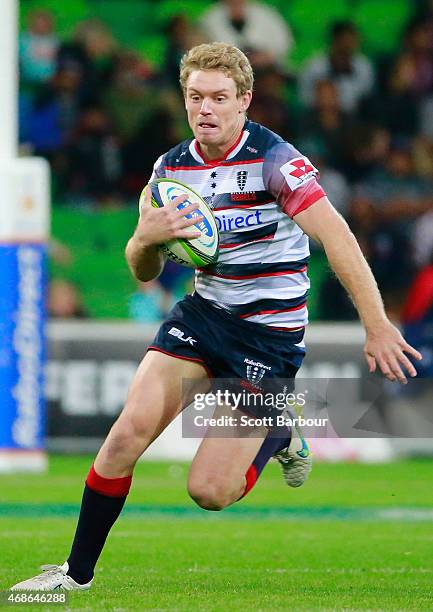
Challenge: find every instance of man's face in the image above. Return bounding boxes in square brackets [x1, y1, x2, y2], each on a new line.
[185, 70, 251, 154]
[31, 11, 54, 36]
[335, 30, 359, 55]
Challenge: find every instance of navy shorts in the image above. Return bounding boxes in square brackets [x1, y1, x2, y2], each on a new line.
[149, 293, 305, 419]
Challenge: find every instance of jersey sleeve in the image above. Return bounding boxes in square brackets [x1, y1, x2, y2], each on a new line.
[138, 154, 166, 214]
[263, 142, 326, 218]
[149, 154, 166, 182]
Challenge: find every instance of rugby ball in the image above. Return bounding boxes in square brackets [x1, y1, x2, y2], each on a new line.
[144, 178, 219, 268]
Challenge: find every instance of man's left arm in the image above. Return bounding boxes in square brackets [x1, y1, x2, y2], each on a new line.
[294, 196, 422, 383]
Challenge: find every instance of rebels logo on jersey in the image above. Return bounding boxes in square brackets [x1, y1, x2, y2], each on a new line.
[279, 156, 318, 191]
[236, 170, 248, 191]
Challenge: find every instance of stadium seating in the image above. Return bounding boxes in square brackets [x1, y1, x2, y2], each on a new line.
[20, 0, 89, 38]
[284, 0, 351, 66]
[152, 0, 209, 26]
[20, 0, 412, 66]
[91, 0, 154, 46]
[51, 208, 137, 318]
[353, 0, 412, 55]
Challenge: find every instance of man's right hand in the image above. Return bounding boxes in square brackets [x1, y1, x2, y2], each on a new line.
[135, 185, 204, 247]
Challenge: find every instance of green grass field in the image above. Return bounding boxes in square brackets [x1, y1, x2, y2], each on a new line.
[1, 456, 432, 611]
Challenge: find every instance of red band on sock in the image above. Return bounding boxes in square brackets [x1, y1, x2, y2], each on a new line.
[240, 464, 258, 498]
[86, 465, 132, 497]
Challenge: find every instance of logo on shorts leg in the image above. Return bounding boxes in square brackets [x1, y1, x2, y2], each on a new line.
[244, 358, 271, 384]
[168, 327, 197, 346]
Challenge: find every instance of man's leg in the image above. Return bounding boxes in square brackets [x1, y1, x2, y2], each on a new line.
[67, 350, 209, 583]
[187, 404, 289, 510]
[11, 350, 209, 590]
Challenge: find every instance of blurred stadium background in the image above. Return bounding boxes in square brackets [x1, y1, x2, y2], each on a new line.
[1, 0, 433, 608]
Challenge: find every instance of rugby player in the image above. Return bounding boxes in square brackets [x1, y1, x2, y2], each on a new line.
[11, 43, 422, 591]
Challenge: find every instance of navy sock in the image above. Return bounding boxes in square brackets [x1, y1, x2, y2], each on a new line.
[67, 466, 132, 585]
[253, 431, 291, 474]
[67, 486, 127, 584]
[241, 429, 291, 498]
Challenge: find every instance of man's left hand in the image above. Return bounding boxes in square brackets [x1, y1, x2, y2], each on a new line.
[364, 322, 423, 384]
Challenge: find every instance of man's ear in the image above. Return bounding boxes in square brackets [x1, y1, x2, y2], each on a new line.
[239, 90, 253, 113]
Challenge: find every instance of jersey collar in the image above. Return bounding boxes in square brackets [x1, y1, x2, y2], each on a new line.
[189, 124, 250, 166]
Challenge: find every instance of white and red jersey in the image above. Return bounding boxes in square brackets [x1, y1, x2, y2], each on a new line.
[150, 120, 326, 330]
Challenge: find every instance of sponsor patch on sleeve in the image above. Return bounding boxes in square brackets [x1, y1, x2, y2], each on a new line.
[279, 156, 318, 191]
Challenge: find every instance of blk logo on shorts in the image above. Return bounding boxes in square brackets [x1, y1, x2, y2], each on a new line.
[168, 327, 197, 345]
[236, 170, 248, 191]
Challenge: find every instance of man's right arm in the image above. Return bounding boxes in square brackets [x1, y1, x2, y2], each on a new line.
[125, 186, 203, 282]
[125, 233, 166, 283]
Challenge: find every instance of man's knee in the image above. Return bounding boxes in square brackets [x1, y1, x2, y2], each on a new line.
[187, 476, 243, 511]
[103, 413, 151, 463]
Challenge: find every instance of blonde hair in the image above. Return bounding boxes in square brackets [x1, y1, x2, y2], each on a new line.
[179, 42, 254, 97]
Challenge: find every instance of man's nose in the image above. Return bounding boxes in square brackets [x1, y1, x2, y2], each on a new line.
[199, 99, 212, 114]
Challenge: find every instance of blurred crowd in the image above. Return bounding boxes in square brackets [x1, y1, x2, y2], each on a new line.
[20, 0, 433, 332]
